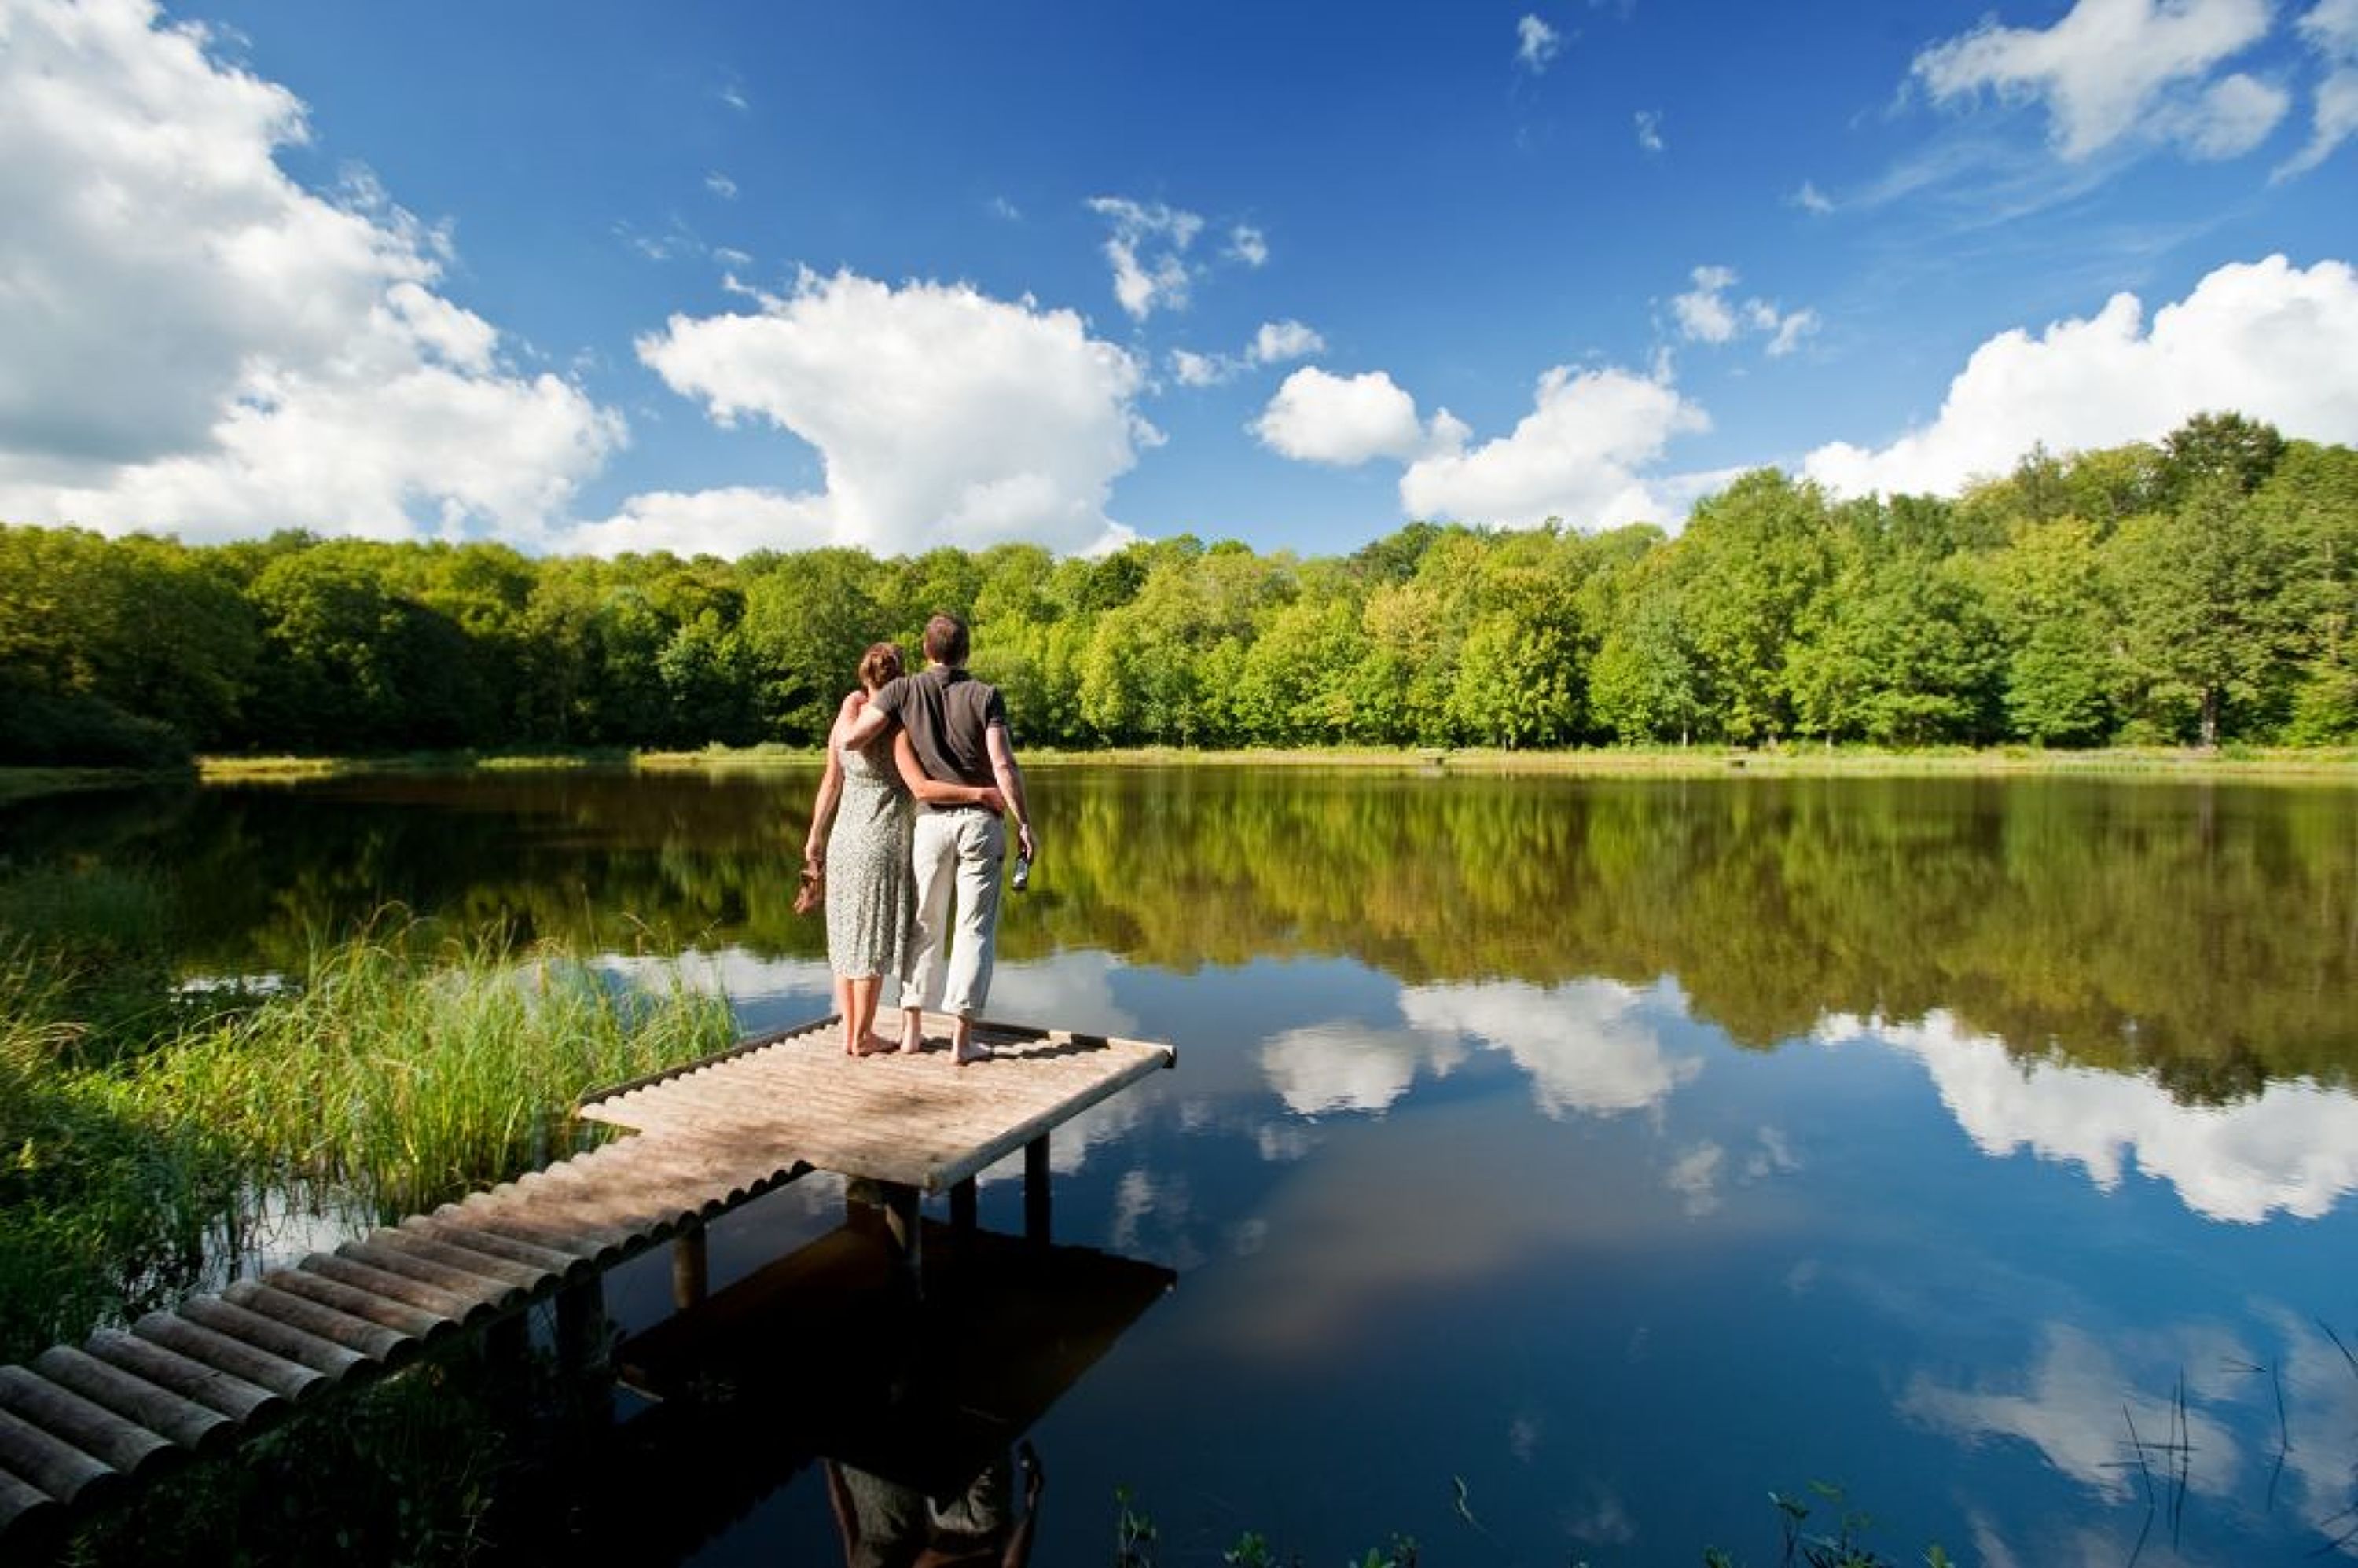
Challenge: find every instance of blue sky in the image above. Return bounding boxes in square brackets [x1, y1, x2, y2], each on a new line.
[2, 0, 2354, 560]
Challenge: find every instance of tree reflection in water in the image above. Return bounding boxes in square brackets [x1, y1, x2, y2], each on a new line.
[35, 768, 2347, 1105]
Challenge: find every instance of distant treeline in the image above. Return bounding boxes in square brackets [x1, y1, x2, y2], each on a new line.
[2, 412, 2353, 765]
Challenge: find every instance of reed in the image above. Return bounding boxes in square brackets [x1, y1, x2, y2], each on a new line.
[130, 922, 737, 1223]
[0, 916, 736, 1360]
[0, 863, 193, 1066]
[0, 968, 239, 1364]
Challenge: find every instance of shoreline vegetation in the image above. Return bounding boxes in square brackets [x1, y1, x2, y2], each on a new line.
[6, 416, 2356, 774]
[643, 740, 2358, 777]
[0, 873, 735, 1561]
[0, 899, 734, 1367]
[9, 741, 2358, 804]
[200, 742, 2358, 780]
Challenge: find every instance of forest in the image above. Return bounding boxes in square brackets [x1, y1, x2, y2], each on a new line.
[3, 413, 2353, 765]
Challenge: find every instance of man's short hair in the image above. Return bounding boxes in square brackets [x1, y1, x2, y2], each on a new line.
[922, 612, 970, 666]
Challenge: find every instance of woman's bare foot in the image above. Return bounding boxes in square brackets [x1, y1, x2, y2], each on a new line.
[851, 1032, 895, 1056]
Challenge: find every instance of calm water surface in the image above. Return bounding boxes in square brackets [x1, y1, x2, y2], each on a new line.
[14, 767, 2358, 1565]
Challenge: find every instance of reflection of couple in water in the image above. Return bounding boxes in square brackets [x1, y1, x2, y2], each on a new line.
[825, 1441, 1043, 1568]
[803, 614, 1037, 1065]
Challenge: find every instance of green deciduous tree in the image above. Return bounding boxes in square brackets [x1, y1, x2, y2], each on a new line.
[2114, 479, 2295, 747]
[1677, 470, 1836, 744]
[737, 549, 888, 742]
[1981, 518, 2120, 747]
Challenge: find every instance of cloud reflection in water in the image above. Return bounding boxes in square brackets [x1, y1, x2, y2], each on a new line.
[1258, 976, 1702, 1122]
[1901, 1323, 2243, 1505]
[1825, 1010, 2358, 1222]
[1901, 1310, 2358, 1559]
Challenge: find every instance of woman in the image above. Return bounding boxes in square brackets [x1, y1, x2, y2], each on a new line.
[803, 643, 1002, 1056]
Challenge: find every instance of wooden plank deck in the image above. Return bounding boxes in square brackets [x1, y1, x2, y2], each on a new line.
[0, 1012, 1174, 1551]
[575, 1011, 1177, 1192]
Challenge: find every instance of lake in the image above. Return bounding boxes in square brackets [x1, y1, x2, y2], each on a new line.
[11, 766, 2358, 1565]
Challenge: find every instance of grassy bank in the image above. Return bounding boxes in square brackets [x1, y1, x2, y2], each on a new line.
[195, 749, 625, 782]
[7, 743, 2349, 804]
[641, 740, 2358, 780]
[139, 923, 736, 1221]
[0, 880, 736, 1364]
[0, 765, 190, 805]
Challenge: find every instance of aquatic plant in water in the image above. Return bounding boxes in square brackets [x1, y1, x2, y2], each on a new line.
[0, 914, 735, 1362]
[125, 921, 738, 1226]
[0, 980, 241, 1364]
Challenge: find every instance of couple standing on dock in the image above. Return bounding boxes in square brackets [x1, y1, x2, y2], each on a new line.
[803, 612, 1037, 1066]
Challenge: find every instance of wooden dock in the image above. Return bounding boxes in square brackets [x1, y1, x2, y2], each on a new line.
[0, 1012, 1175, 1550]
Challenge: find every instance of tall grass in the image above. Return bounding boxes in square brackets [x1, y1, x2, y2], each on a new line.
[0, 912, 736, 1361]
[131, 922, 737, 1225]
[0, 864, 188, 1063]
[0, 962, 240, 1364]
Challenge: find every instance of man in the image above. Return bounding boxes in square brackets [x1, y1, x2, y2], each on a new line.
[825, 1441, 1044, 1567]
[839, 611, 1036, 1064]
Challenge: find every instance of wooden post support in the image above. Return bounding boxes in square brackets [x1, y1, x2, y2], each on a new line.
[1023, 1135, 1052, 1245]
[949, 1177, 978, 1235]
[485, 1311, 529, 1365]
[553, 1276, 615, 1430]
[554, 1275, 608, 1375]
[482, 1310, 532, 1428]
[880, 1182, 923, 1282]
[671, 1225, 709, 1309]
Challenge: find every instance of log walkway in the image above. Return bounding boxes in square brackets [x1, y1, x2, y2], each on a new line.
[0, 1013, 1175, 1550]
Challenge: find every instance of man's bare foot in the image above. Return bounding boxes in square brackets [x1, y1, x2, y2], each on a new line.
[953, 1030, 993, 1065]
[896, 1015, 927, 1054]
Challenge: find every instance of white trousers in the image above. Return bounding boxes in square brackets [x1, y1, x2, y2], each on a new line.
[905, 806, 1005, 1019]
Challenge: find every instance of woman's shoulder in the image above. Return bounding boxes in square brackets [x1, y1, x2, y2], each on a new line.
[823, 689, 867, 748]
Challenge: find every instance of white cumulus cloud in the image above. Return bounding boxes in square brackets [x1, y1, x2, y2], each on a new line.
[1399, 365, 1707, 530]
[610, 269, 1151, 557]
[1252, 318, 1324, 364]
[1517, 13, 1564, 71]
[1912, 0, 2279, 160]
[1634, 108, 1665, 152]
[571, 486, 825, 560]
[0, 0, 621, 542]
[1172, 319, 1328, 387]
[1672, 266, 1743, 343]
[1804, 255, 2358, 498]
[1670, 264, 1819, 355]
[1087, 196, 1204, 320]
[1227, 224, 1270, 267]
[1170, 349, 1228, 389]
[1252, 366, 1460, 465]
